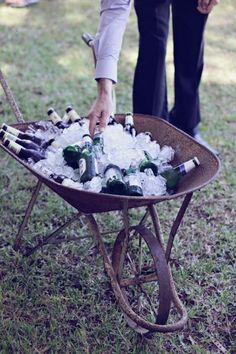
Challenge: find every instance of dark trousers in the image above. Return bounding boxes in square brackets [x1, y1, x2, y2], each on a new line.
[133, 0, 208, 136]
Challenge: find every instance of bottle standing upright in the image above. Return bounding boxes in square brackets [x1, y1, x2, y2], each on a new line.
[124, 112, 136, 137]
[3, 138, 45, 163]
[47, 108, 69, 129]
[78, 134, 98, 183]
[124, 164, 143, 196]
[103, 164, 127, 195]
[139, 151, 158, 176]
[63, 142, 82, 169]
[65, 106, 84, 125]
[160, 157, 200, 194]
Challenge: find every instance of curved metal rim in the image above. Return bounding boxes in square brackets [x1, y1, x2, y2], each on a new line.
[112, 224, 172, 327]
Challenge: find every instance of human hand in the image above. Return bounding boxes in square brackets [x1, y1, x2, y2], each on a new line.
[88, 78, 113, 136]
[197, 0, 220, 14]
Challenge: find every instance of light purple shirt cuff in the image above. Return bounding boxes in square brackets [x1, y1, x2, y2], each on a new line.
[95, 57, 117, 83]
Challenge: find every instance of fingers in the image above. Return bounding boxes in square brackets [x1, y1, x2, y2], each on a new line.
[88, 111, 99, 137]
[197, 0, 219, 13]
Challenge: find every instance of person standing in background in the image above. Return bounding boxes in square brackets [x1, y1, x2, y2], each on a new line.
[89, 0, 219, 155]
[4, 0, 39, 7]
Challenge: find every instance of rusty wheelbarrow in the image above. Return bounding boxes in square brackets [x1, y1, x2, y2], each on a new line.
[0, 68, 220, 335]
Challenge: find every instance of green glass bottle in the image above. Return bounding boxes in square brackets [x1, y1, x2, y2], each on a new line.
[139, 151, 158, 176]
[124, 112, 136, 137]
[103, 164, 127, 195]
[47, 107, 69, 129]
[124, 165, 143, 196]
[3, 138, 45, 163]
[78, 134, 98, 183]
[63, 142, 81, 169]
[93, 130, 104, 160]
[1, 123, 43, 145]
[160, 157, 200, 194]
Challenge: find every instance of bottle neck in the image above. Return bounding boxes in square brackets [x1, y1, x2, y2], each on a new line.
[48, 111, 62, 125]
[2, 125, 20, 137]
[67, 109, 81, 122]
[3, 131, 17, 142]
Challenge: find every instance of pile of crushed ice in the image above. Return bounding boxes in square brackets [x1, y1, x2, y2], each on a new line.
[28, 118, 175, 196]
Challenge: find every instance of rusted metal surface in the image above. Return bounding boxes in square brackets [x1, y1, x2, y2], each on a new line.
[112, 225, 171, 326]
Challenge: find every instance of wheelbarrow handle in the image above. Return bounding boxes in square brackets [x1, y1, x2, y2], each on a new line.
[0, 69, 25, 123]
[81, 33, 95, 48]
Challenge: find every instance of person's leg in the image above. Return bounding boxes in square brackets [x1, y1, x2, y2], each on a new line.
[133, 0, 171, 119]
[170, 0, 208, 136]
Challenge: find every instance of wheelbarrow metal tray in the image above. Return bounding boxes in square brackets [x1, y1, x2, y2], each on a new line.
[0, 114, 220, 213]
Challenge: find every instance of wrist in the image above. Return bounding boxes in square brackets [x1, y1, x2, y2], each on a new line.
[97, 78, 113, 97]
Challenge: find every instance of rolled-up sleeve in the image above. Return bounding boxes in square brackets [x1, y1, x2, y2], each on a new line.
[94, 0, 132, 83]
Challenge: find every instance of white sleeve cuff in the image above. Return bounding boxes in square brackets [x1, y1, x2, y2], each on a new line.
[95, 57, 118, 84]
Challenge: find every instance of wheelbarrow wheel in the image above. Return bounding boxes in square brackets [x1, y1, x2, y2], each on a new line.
[112, 224, 171, 334]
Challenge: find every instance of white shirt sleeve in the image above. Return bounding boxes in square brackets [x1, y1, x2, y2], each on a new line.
[94, 0, 132, 83]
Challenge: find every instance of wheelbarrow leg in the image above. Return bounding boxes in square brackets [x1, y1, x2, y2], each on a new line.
[166, 193, 193, 262]
[13, 179, 42, 252]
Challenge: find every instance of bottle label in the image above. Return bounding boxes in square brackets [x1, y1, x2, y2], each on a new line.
[68, 110, 80, 122]
[182, 160, 196, 174]
[104, 168, 121, 184]
[125, 115, 134, 126]
[49, 112, 62, 125]
[62, 113, 70, 124]
[79, 158, 86, 177]
[82, 135, 92, 145]
[4, 132, 17, 142]
[8, 140, 21, 155]
[5, 126, 20, 137]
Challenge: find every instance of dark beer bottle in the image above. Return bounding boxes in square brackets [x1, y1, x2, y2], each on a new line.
[103, 164, 127, 195]
[0, 129, 41, 151]
[50, 173, 82, 188]
[63, 142, 82, 169]
[124, 165, 143, 196]
[108, 114, 118, 126]
[124, 112, 136, 137]
[160, 157, 200, 194]
[65, 106, 83, 125]
[47, 108, 69, 129]
[78, 134, 98, 183]
[3, 138, 45, 163]
[1, 123, 42, 145]
[139, 151, 158, 176]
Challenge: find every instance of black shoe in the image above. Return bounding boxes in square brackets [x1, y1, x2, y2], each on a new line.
[193, 133, 219, 155]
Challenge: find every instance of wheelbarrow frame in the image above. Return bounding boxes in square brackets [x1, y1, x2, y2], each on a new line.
[0, 38, 220, 334]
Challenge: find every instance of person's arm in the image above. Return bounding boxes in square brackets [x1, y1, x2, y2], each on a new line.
[197, 0, 220, 14]
[89, 0, 132, 136]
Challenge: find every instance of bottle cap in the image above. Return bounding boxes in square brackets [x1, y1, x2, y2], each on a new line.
[47, 107, 54, 116]
[0, 129, 5, 139]
[193, 157, 200, 166]
[65, 106, 73, 113]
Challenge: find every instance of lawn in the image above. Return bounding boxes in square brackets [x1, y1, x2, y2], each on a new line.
[0, 0, 235, 353]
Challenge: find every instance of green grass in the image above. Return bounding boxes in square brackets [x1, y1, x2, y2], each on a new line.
[0, 0, 236, 353]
